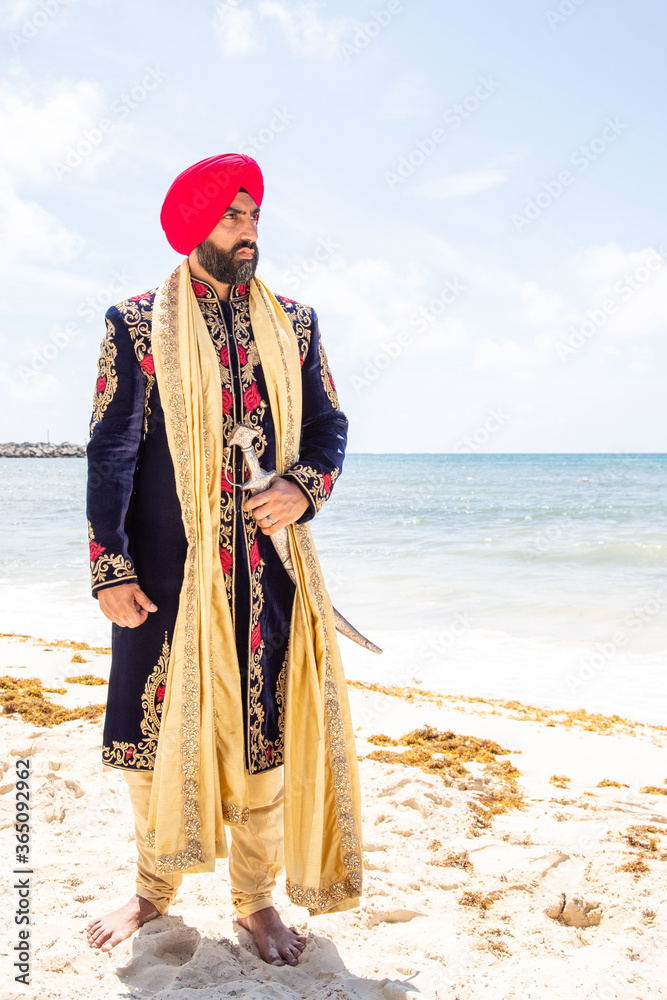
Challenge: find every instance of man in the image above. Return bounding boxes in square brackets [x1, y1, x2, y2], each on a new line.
[85, 154, 362, 967]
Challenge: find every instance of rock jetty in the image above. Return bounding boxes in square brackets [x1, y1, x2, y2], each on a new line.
[0, 441, 85, 458]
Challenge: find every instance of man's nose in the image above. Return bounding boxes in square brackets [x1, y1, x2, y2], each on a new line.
[240, 217, 259, 242]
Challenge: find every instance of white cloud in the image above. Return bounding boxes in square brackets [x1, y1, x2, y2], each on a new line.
[214, 0, 350, 58]
[416, 152, 525, 201]
[472, 332, 556, 377]
[0, 182, 83, 264]
[0, 0, 38, 28]
[520, 282, 563, 325]
[262, 252, 418, 357]
[0, 78, 109, 185]
[551, 243, 667, 342]
[213, 6, 257, 56]
[466, 243, 667, 379]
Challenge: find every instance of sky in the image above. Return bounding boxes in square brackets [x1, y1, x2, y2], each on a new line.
[0, 0, 665, 453]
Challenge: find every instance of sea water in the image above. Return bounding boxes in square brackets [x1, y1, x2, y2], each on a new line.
[0, 454, 665, 724]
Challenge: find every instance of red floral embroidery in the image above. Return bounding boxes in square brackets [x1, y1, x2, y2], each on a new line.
[250, 540, 261, 572]
[192, 280, 209, 297]
[89, 540, 106, 561]
[222, 387, 233, 413]
[220, 346, 229, 366]
[96, 375, 107, 395]
[221, 468, 234, 493]
[323, 473, 332, 494]
[219, 546, 232, 575]
[236, 283, 248, 296]
[266, 747, 271, 761]
[139, 354, 155, 375]
[329, 373, 336, 391]
[237, 344, 247, 366]
[125, 747, 134, 760]
[251, 622, 261, 653]
[299, 354, 304, 368]
[129, 291, 152, 302]
[156, 684, 165, 703]
[244, 382, 262, 412]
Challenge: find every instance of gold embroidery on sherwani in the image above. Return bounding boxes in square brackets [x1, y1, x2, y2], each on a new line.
[88, 520, 135, 592]
[115, 294, 157, 432]
[286, 463, 340, 515]
[102, 634, 170, 770]
[318, 338, 340, 408]
[195, 285, 279, 773]
[90, 318, 119, 431]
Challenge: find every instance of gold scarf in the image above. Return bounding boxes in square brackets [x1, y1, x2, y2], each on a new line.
[147, 260, 362, 914]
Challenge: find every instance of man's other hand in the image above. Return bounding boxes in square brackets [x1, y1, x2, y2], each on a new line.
[243, 478, 309, 535]
[98, 583, 158, 628]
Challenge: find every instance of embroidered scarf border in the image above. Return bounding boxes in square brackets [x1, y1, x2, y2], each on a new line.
[148, 261, 362, 915]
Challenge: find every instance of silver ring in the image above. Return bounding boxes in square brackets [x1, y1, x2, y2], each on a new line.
[266, 514, 274, 525]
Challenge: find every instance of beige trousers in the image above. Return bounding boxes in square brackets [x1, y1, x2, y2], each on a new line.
[124, 766, 284, 918]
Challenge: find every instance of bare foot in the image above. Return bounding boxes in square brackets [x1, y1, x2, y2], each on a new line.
[86, 894, 159, 952]
[237, 905, 307, 966]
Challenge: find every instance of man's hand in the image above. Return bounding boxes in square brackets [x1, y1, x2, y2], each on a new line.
[243, 478, 309, 535]
[98, 583, 158, 628]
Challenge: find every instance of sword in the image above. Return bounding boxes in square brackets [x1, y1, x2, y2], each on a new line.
[228, 423, 382, 654]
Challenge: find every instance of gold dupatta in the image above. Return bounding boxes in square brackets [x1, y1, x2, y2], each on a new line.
[147, 260, 362, 913]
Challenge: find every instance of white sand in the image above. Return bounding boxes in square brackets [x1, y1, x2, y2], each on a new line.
[1, 632, 667, 999]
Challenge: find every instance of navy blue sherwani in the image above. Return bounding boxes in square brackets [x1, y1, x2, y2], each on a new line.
[87, 276, 346, 775]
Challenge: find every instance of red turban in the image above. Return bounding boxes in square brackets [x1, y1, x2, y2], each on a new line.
[160, 153, 264, 255]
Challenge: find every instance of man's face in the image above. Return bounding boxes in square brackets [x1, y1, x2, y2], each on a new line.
[195, 191, 260, 285]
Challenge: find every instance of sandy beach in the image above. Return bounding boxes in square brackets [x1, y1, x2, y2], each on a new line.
[1, 630, 667, 1000]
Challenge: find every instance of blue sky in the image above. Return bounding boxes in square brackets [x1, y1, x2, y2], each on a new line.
[0, 0, 665, 451]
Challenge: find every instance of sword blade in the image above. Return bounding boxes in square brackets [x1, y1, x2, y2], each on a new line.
[229, 423, 382, 654]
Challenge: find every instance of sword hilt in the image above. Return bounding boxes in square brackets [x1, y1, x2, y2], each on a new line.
[227, 423, 277, 496]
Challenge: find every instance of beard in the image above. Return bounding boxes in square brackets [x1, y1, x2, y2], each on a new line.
[195, 237, 259, 285]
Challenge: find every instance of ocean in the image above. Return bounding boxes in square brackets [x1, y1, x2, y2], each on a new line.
[1, 454, 665, 725]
